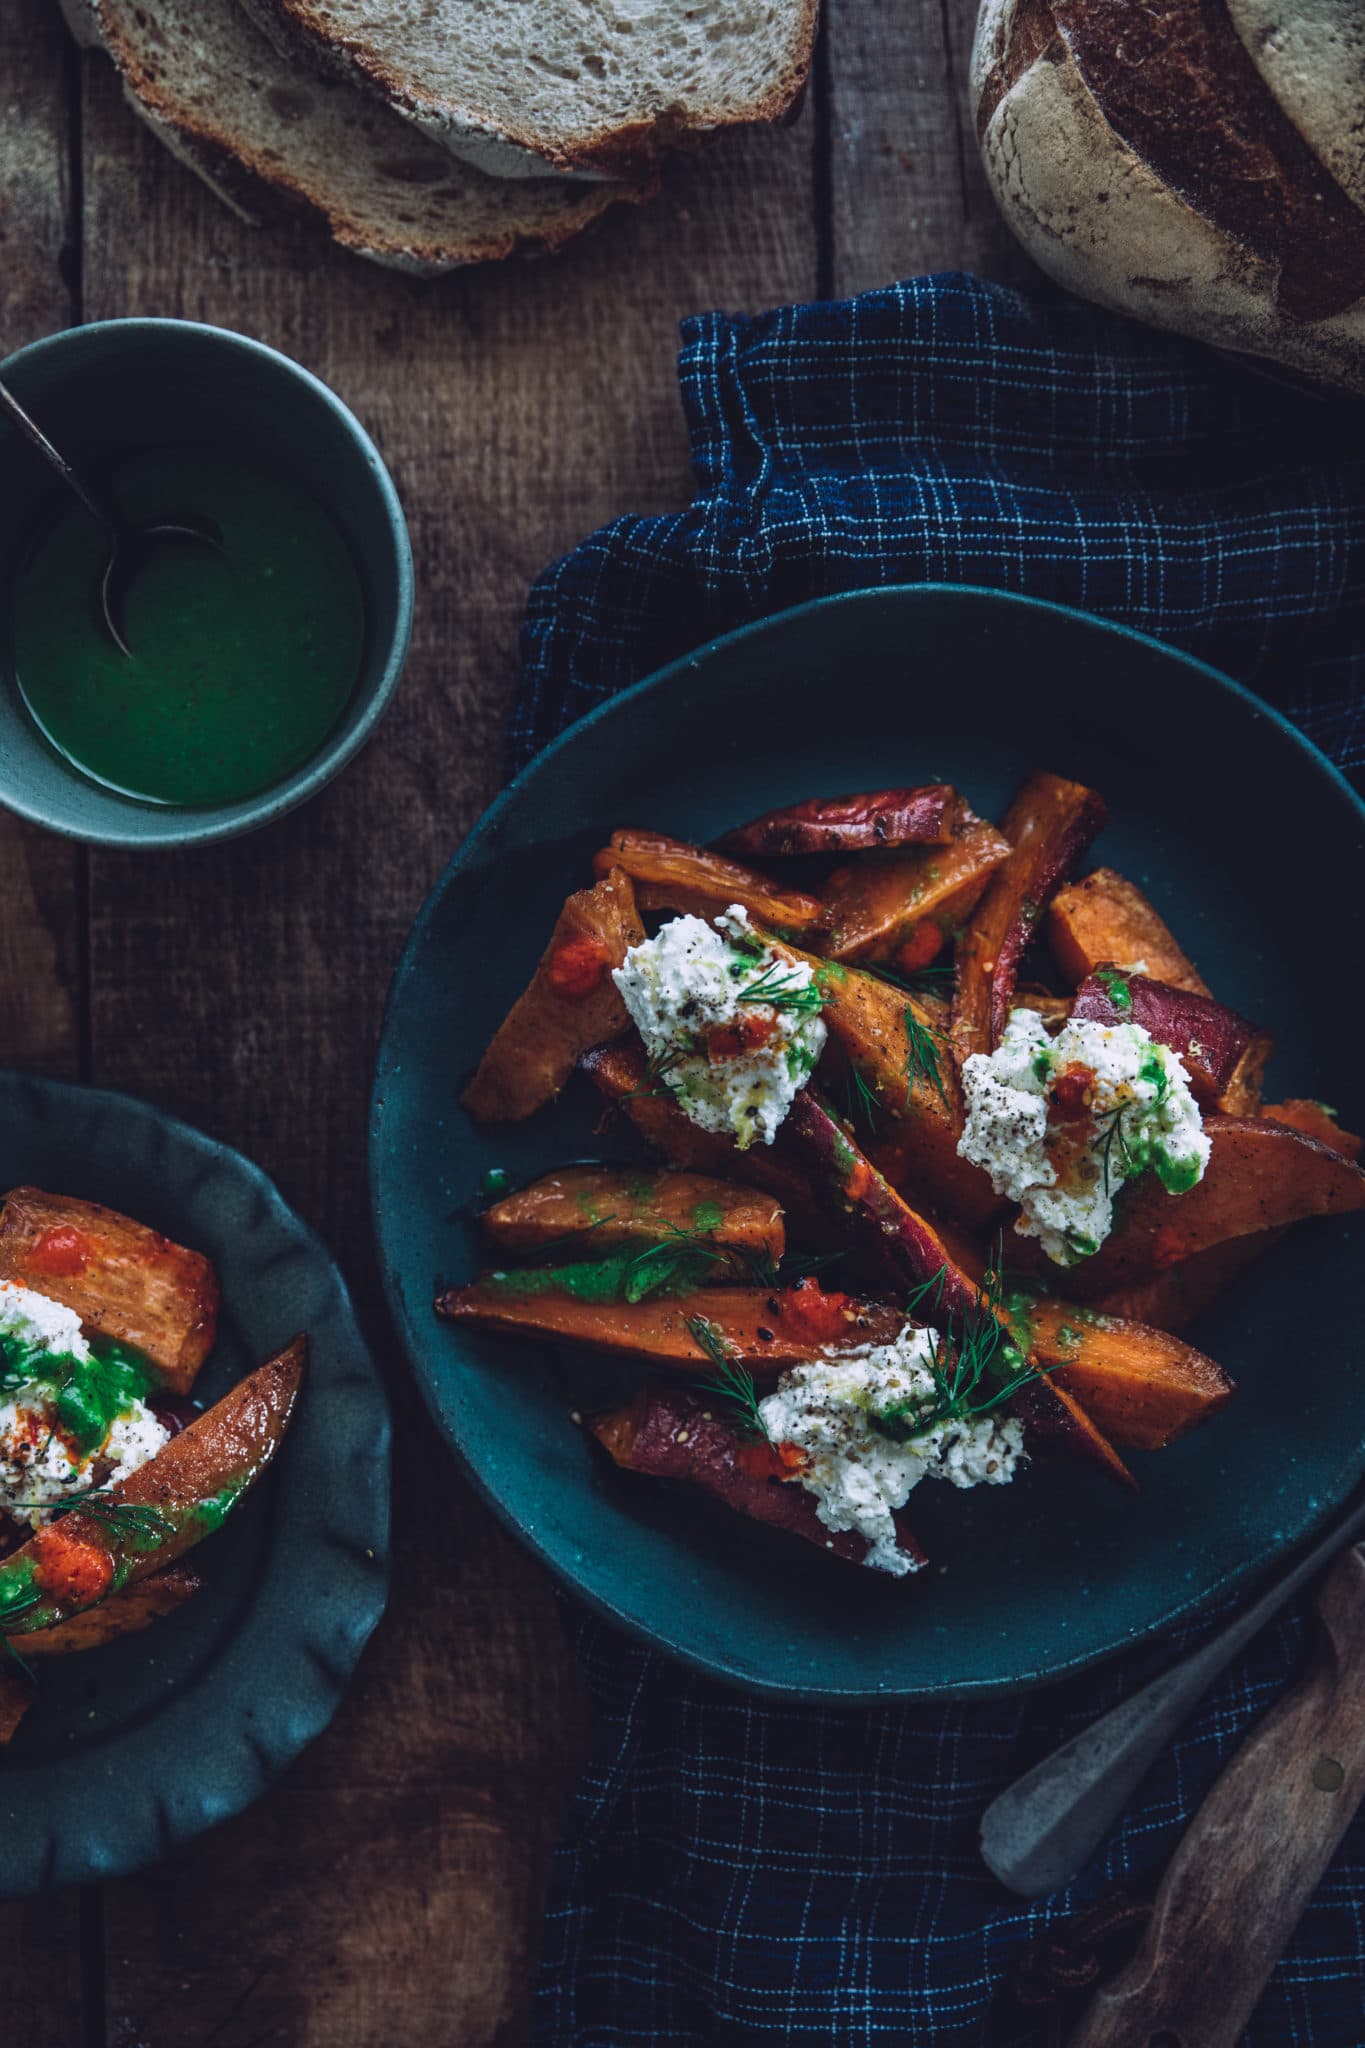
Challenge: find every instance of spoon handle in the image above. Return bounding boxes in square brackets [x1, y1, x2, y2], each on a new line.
[979, 1489, 1365, 1896]
[1067, 1543, 1365, 2048]
[0, 377, 112, 534]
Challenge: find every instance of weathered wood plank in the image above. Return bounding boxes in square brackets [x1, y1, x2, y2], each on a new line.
[79, 40, 817, 2048]
[0, 2, 84, 2038]
[0, 0, 82, 1082]
[827, 0, 1037, 295]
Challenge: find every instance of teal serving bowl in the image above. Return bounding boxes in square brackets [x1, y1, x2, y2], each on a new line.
[0, 320, 412, 848]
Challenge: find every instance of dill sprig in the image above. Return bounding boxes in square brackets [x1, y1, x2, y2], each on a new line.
[841, 1061, 887, 1136]
[863, 964, 950, 1108]
[36, 1490, 175, 1544]
[873, 1256, 1048, 1444]
[620, 1046, 688, 1105]
[687, 1315, 770, 1443]
[735, 964, 825, 1015]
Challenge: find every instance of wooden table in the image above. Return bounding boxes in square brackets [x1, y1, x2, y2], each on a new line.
[1, 4, 1033, 2038]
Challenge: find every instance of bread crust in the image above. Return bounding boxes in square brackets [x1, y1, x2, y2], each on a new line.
[242, 0, 822, 181]
[972, 0, 1365, 395]
[74, 0, 647, 272]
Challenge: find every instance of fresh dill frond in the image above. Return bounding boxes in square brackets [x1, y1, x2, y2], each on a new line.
[736, 964, 825, 1015]
[872, 1250, 1049, 1443]
[687, 1316, 769, 1443]
[841, 1061, 886, 1136]
[902, 1005, 949, 1109]
[39, 1490, 175, 1544]
[620, 1046, 688, 1105]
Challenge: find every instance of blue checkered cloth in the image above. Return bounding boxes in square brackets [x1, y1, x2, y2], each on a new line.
[517, 275, 1365, 2046]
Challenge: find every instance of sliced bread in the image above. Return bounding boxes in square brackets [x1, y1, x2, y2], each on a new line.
[62, 0, 645, 273]
[236, 0, 820, 181]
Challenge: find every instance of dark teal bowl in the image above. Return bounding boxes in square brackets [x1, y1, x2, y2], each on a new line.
[370, 586, 1365, 1702]
[0, 319, 412, 847]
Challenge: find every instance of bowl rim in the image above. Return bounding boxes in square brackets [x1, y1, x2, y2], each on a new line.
[0, 317, 414, 850]
[369, 581, 1365, 1702]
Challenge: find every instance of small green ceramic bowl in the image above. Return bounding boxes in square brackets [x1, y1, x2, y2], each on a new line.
[0, 319, 413, 848]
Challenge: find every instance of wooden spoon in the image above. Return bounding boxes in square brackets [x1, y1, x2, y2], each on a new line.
[1067, 1541, 1365, 2047]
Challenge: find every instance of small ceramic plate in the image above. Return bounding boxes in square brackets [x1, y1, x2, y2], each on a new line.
[0, 1072, 390, 1895]
[370, 585, 1365, 1702]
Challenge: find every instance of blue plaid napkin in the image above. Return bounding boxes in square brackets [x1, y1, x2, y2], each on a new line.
[516, 275, 1365, 2046]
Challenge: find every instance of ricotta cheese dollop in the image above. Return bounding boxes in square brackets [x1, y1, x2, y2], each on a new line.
[613, 905, 827, 1150]
[758, 1326, 1025, 1577]
[0, 1277, 170, 1529]
[957, 1007, 1210, 1266]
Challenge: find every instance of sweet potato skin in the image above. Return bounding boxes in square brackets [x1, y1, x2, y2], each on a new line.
[951, 772, 1107, 1070]
[1070, 971, 1273, 1115]
[462, 869, 645, 1123]
[811, 814, 1011, 964]
[721, 786, 957, 856]
[1091, 1229, 1282, 1335]
[1048, 868, 1211, 996]
[1064, 1118, 1365, 1295]
[435, 1281, 904, 1374]
[783, 1093, 1136, 1489]
[578, 1039, 829, 1239]
[0, 1336, 306, 1633]
[0, 1670, 33, 1744]
[0, 1188, 218, 1396]
[14, 1564, 202, 1658]
[482, 1167, 785, 1263]
[1013, 1297, 1234, 1449]
[767, 941, 1002, 1232]
[592, 829, 820, 929]
[1264, 1100, 1363, 1161]
[593, 1384, 928, 1572]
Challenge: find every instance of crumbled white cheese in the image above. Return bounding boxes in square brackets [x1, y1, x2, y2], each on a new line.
[0, 1278, 169, 1528]
[957, 1008, 1210, 1266]
[758, 1326, 1025, 1577]
[613, 904, 827, 1149]
[0, 1278, 91, 1368]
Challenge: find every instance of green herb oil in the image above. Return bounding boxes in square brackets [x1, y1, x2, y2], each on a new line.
[9, 447, 365, 806]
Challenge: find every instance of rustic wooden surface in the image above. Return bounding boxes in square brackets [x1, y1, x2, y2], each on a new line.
[0, 4, 1026, 2040]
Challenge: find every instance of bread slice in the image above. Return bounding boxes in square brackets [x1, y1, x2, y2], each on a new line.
[62, 0, 645, 273]
[236, 0, 820, 181]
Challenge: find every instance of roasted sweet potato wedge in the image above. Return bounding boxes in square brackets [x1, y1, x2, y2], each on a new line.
[1048, 868, 1211, 996]
[435, 1280, 903, 1374]
[591, 829, 820, 930]
[1010, 1297, 1234, 1449]
[771, 945, 1002, 1232]
[721, 786, 957, 856]
[462, 869, 645, 1123]
[1091, 1230, 1282, 1335]
[0, 1187, 219, 1396]
[1071, 971, 1273, 1115]
[0, 1336, 306, 1634]
[482, 1167, 785, 1264]
[811, 813, 1012, 965]
[1064, 1118, 1365, 1296]
[14, 1563, 202, 1658]
[1264, 1100, 1363, 1161]
[951, 772, 1107, 1070]
[1089, 1106, 1363, 1329]
[578, 1039, 829, 1239]
[783, 1093, 1135, 1488]
[593, 1384, 928, 1573]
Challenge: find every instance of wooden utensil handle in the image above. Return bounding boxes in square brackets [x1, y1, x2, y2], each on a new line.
[1069, 1543, 1365, 2048]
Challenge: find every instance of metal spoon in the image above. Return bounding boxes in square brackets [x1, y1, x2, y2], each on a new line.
[979, 1483, 1365, 1897]
[0, 377, 221, 657]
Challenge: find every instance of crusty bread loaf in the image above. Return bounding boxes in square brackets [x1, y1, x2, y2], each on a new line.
[237, 0, 820, 182]
[63, 0, 645, 273]
[972, 0, 1365, 394]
